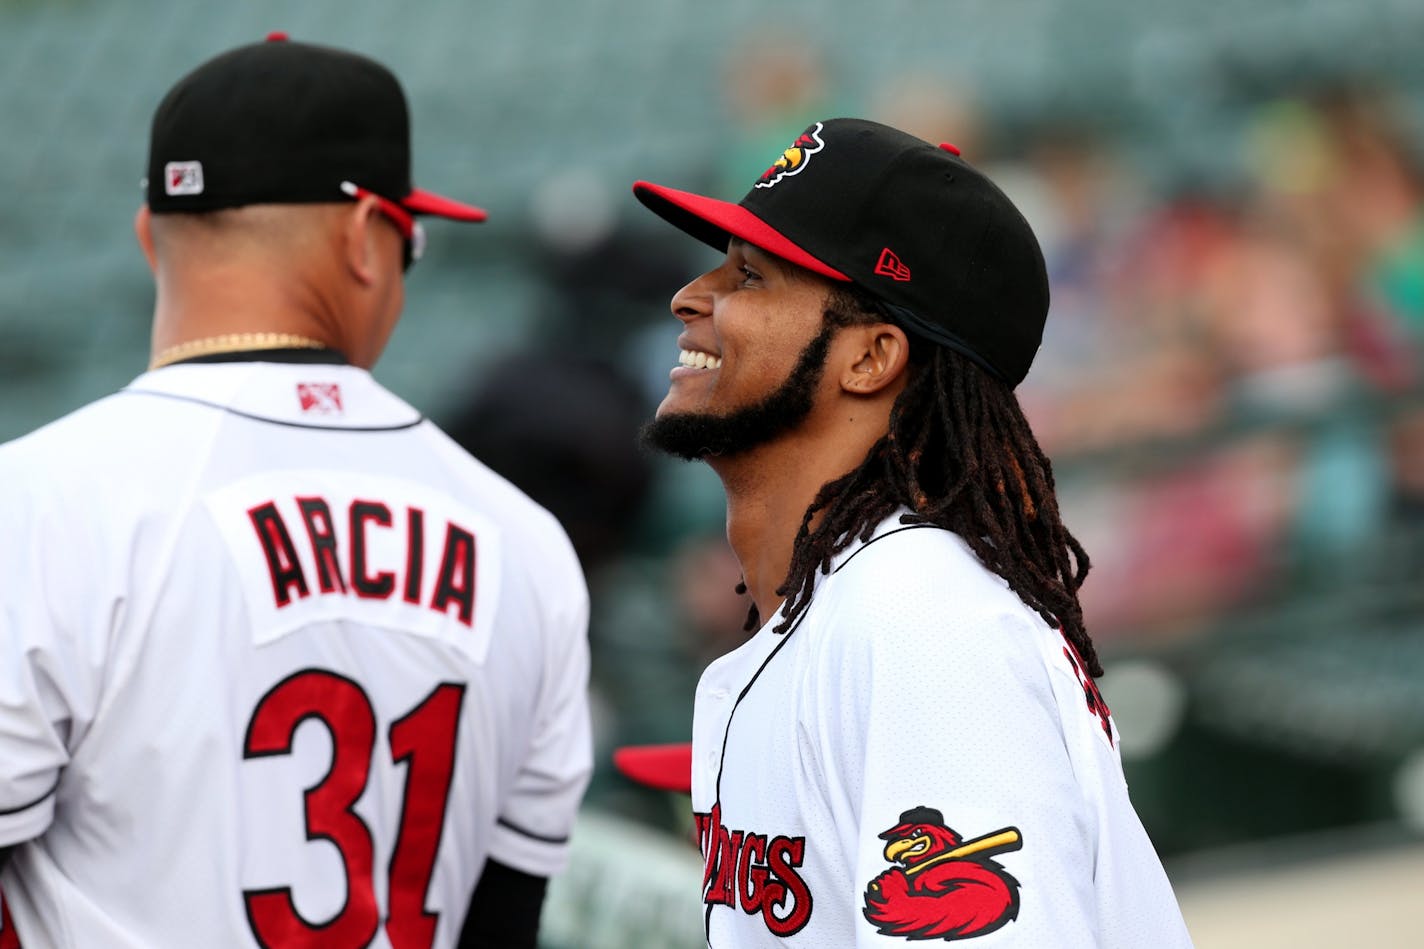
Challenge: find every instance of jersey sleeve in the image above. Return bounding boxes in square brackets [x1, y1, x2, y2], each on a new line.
[0, 469, 106, 848]
[486, 530, 593, 879]
[802, 540, 1102, 946]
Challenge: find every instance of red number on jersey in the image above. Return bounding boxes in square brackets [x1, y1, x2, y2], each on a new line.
[387, 684, 465, 949]
[243, 671, 380, 947]
[242, 670, 465, 949]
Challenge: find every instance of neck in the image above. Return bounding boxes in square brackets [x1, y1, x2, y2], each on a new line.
[709, 418, 883, 625]
[149, 262, 348, 369]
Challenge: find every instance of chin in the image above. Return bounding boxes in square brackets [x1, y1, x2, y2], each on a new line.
[654, 399, 721, 428]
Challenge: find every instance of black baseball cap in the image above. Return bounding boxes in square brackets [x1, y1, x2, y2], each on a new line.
[146, 33, 486, 222]
[634, 118, 1048, 387]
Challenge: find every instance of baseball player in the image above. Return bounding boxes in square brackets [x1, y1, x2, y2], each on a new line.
[621, 118, 1195, 946]
[0, 36, 591, 948]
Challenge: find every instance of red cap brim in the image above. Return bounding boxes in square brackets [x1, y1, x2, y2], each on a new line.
[403, 186, 487, 222]
[612, 742, 693, 794]
[633, 181, 848, 281]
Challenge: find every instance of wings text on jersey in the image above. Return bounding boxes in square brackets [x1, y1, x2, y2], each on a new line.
[248, 496, 476, 626]
[695, 803, 813, 937]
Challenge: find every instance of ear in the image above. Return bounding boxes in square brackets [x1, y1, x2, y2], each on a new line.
[839, 323, 911, 396]
[342, 196, 385, 286]
[133, 205, 158, 273]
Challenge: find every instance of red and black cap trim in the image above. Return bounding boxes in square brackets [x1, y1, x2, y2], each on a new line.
[147, 33, 486, 223]
[633, 118, 1049, 388]
[633, 182, 848, 281]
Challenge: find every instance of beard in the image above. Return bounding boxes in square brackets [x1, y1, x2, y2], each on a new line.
[640, 323, 834, 461]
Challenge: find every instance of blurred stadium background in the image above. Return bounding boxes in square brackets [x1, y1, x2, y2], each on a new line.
[4, 0, 1424, 945]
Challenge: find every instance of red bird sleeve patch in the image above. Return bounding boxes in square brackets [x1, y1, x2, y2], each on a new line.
[862, 806, 1022, 941]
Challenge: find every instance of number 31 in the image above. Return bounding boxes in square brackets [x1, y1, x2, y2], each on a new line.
[243, 669, 465, 949]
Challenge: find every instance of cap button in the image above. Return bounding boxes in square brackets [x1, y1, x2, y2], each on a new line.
[265, 31, 289, 42]
[939, 142, 961, 156]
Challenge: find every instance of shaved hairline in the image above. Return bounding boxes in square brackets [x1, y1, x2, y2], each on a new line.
[148, 202, 349, 258]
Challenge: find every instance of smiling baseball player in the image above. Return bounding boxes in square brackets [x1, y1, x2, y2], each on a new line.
[623, 118, 1194, 946]
[0, 36, 591, 948]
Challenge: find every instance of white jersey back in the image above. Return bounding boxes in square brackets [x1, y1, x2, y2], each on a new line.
[0, 362, 592, 948]
[691, 516, 1193, 947]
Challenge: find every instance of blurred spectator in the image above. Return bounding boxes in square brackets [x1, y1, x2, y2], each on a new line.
[442, 352, 653, 582]
[715, 29, 839, 196]
[1313, 87, 1424, 345]
[1389, 407, 1424, 523]
[866, 69, 987, 157]
[525, 166, 697, 378]
[1069, 434, 1298, 641]
[1242, 90, 1421, 392]
[1013, 124, 1223, 456]
[1195, 207, 1355, 418]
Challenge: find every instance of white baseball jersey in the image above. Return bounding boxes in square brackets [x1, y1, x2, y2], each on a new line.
[0, 358, 592, 948]
[690, 514, 1193, 947]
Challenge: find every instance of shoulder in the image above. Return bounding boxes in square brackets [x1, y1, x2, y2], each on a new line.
[0, 392, 130, 460]
[0, 393, 141, 506]
[806, 523, 1055, 683]
[824, 524, 1036, 625]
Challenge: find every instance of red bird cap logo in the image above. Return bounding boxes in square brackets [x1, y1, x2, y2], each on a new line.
[755, 122, 826, 189]
[863, 806, 1022, 941]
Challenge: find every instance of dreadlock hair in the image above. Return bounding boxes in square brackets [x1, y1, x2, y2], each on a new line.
[740, 282, 1102, 678]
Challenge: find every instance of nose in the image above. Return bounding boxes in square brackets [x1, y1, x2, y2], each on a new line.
[670, 269, 716, 324]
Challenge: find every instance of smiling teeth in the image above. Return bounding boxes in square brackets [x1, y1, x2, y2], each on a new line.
[679, 349, 722, 369]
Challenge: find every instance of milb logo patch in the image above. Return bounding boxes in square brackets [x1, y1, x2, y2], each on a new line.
[863, 806, 1022, 941]
[297, 383, 343, 416]
[165, 160, 204, 196]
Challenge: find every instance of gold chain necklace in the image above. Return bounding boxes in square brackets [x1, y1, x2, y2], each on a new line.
[149, 332, 329, 370]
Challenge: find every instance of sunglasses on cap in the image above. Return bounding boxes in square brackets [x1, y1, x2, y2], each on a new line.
[340, 181, 426, 271]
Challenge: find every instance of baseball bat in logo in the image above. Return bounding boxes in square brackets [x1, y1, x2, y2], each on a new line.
[862, 807, 1021, 942]
[755, 122, 826, 189]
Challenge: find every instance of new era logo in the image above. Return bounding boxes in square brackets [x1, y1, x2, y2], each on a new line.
[874, 248, 911, 282]
[165, 161, 205, 196]
[297, 383, 343, 415]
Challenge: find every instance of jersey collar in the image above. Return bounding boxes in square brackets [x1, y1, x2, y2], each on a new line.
[123, 360, 423, 431]
[163, 346, 349, 368]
